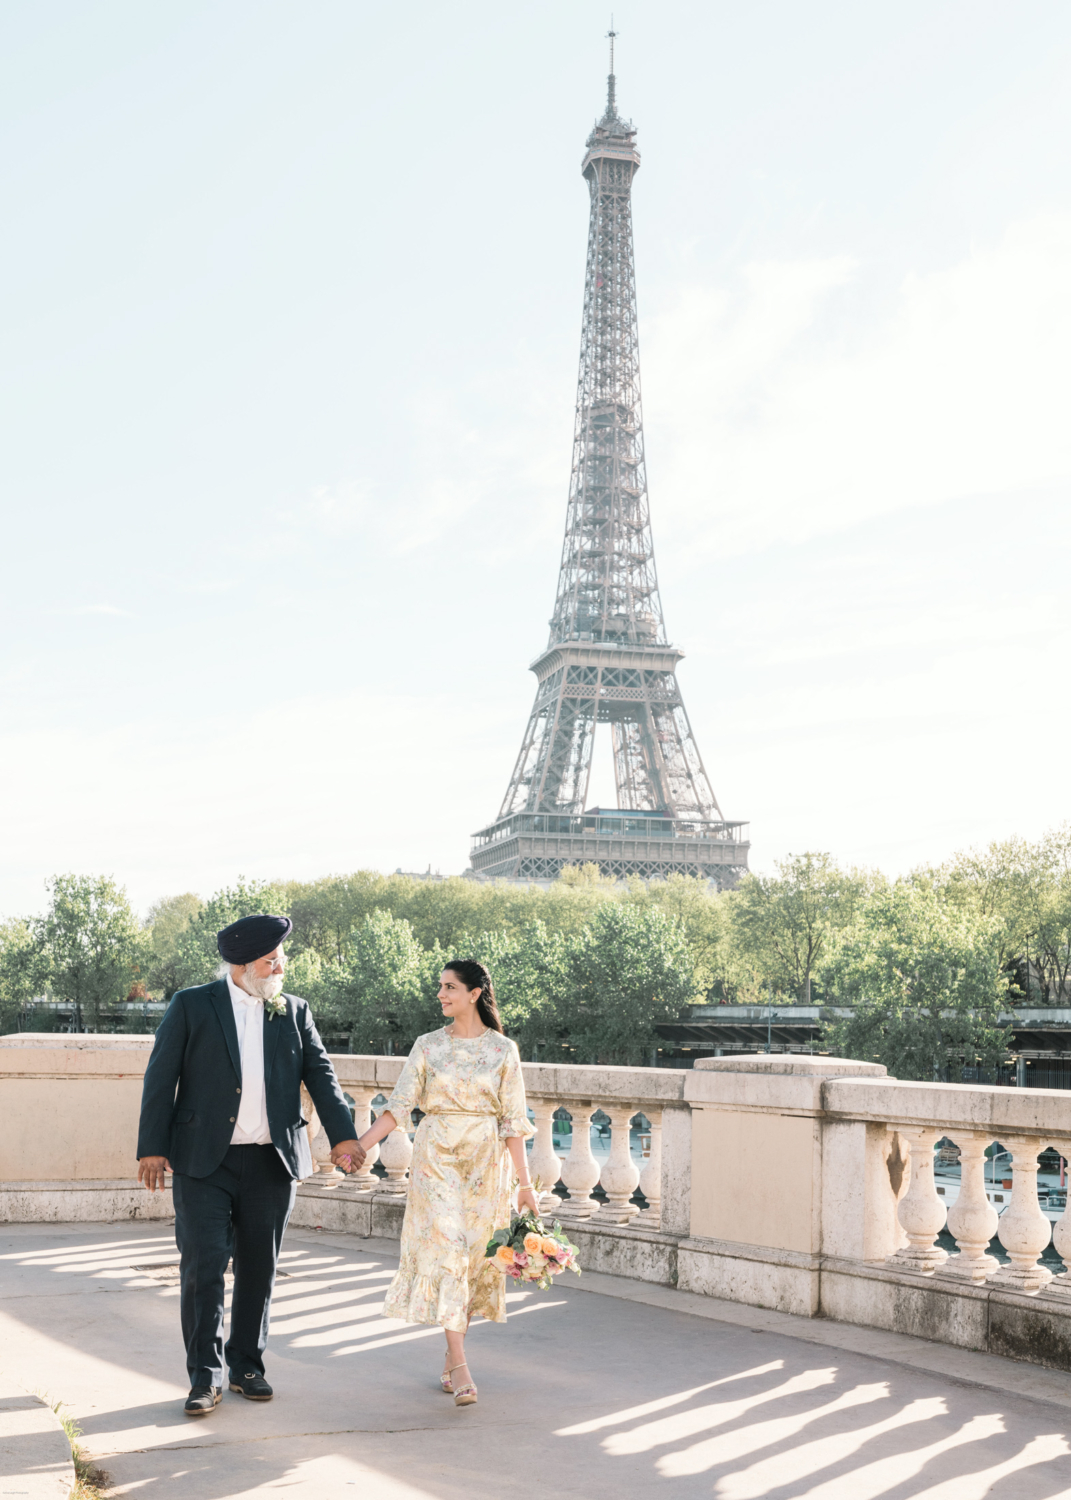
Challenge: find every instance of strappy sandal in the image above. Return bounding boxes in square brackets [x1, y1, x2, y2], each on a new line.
[442, 1361, 472, 1394]
[451, 1361, 478, 1407]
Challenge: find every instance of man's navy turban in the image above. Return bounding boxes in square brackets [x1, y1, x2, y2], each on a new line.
[217, 914, 293, 965]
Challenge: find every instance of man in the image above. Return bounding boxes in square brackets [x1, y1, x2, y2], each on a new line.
[137, 913, 364, 1417]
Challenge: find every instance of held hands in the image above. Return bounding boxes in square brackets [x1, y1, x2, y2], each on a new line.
[330, 1139, 367, 1174]
[329, 1111, 396, 1173]
[138, 1156, 171, 1192]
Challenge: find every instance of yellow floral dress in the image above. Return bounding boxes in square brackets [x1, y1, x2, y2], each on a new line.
[382, 1027, 533, 1332]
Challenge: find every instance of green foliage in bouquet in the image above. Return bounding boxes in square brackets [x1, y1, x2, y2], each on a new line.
[484, 1208, 580, 1290]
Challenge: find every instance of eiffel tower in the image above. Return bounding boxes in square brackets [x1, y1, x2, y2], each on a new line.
[470, 41, 749, 885]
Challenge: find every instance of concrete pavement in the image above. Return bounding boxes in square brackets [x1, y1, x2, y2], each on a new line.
[2, 1221, 1071, 1499]
[0, 1374, 74, 1499]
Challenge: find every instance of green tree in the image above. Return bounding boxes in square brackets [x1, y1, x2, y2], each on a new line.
[145, 892, 203, 998]
[276, 865, 629, 973]
[479, 921, 567, 1061]
[727, 852, 867, 1002]
[33, 874, 145, 1032]
[1025, 826, 1071, 1004]
[326, 910, 441, 1054]
[629, 874, 729, 1000]
[823, 877, 1009, 1080]
[0, 919, 41, 1034]
[563, 903, 696, 1065]
[284, 873, 390, 963]
[939, 836, 1034, 995]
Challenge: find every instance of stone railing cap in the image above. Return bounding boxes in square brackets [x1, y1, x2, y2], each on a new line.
[694, 1055, 887, 1077]
[0, 1033, 156, 1048]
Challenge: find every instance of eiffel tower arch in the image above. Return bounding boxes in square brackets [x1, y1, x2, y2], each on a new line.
[470, 52, 749, 887]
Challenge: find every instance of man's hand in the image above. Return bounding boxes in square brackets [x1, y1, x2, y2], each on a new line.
[138, 1156, 171, 1192]
[330, 1140, 367, 1174]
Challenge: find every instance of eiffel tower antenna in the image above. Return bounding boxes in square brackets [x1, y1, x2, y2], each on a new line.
[470, 56, 749, 885]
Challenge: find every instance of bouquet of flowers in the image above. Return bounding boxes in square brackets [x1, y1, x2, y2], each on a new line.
[484, 1208, 581, 1290]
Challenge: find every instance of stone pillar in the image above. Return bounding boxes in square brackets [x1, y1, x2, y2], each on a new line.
[558, 1103, 601, 1218]
[599, 1104, 640, 1225]
[636, 1111, 663, 1228]
[1041, 1137, 1071, 1294]
[990, 1136, 1053, 1292]
[309, 1119, 341, 1176]
[301, 1093, 340, 1178]
[936, 1132, 998, 1283]
[299, 1085, 332, 1173]
[660, 1105, 692, 1238]
[886, 1127, 948, 1273]
[349, 1087, 380, 1192]
[528, 1099, 564, 1217]
[378, 1108, 413, 1194]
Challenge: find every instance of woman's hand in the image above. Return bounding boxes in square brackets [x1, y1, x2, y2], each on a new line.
[516, 1185, 540, 1216]
[330, 1139, 366, 1173]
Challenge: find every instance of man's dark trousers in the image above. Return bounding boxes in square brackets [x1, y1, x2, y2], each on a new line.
[173, 1144, 296, 1387]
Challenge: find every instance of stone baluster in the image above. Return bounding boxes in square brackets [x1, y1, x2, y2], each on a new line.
[936, 1132, 998, 1283]
[990, 1136, 1053, 1292]
[377, 1107, 413, 1194]
[300, 1086, 340, 1178]
[309, 1118, 340, 1176]
[599, 1104, 641, 1224]
[558, 1103, 601, 1218]
[636, 1111, 663, 1228]
[527, 1098, 564, 1217]
[299, 1085, 331, 1173]
[348, 1087, 381, 1192]
[886, 1126, 948, 1273]
[1045, 1139, 1071, 1293]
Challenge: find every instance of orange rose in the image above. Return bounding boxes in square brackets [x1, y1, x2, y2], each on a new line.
[540, 1237, 559, 1257]
[495, 1245, 515, 1266]
[523, 1233, 542, 1255]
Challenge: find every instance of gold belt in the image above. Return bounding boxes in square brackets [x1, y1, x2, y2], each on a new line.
[424, 1110, 493, 1116]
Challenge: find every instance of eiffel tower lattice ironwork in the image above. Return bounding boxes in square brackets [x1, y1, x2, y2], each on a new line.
[470, 51, 749, 885]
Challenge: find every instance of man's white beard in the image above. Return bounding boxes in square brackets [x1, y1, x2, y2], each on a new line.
[242, 971, 284, 1001]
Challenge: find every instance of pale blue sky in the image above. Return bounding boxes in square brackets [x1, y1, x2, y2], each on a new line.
[2, 2, 1070, 915]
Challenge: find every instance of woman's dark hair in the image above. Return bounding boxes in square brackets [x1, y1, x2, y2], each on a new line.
[443, 958, 503, 1034]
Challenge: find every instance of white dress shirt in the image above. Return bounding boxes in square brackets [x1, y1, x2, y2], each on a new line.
[226, 971, 272, 1145]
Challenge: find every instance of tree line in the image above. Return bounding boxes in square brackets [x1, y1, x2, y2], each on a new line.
[1, 826, 1069, 1080]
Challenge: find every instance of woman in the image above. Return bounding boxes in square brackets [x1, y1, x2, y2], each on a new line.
[353, 959, 536, 1407]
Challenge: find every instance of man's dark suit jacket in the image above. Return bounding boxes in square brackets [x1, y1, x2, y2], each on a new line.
[136, 980, 354, 1180]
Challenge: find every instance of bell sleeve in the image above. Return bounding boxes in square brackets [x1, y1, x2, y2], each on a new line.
[497, 1040, 534, 1140]
[384, 1038, 427, 1135]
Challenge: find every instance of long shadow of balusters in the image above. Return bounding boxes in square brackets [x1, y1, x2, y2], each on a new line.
[555, 1339, 1071, 1500]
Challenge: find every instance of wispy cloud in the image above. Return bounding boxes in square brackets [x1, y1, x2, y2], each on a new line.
[645, 213, 1071, 562]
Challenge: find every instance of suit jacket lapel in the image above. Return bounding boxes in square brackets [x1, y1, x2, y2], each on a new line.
[210, 979, 242, 1082]
[262, 994, 284, 1083]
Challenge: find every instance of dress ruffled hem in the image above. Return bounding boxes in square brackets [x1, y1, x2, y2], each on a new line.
[383, 1260, 506, 1331]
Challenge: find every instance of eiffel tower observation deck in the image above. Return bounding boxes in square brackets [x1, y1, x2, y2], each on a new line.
[471, 46, 749, 886]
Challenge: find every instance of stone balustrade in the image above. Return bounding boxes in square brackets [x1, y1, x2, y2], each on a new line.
[6, 1036, 1071, 1371]
[305, 1064, 671, 1222]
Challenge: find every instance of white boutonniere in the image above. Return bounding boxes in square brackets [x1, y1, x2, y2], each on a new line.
[265, 997, 287, 1022]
